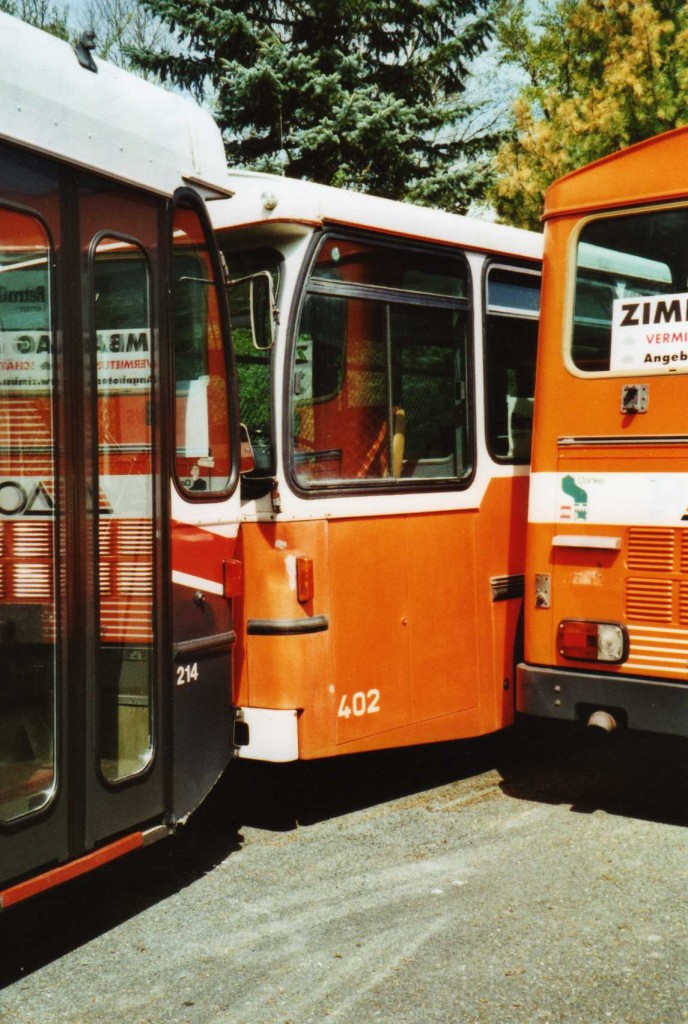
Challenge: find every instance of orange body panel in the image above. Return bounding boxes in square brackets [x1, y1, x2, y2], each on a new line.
[525, 130, 688, 716]
[544, 126, 688, 220]
[236, 474, 529, 758]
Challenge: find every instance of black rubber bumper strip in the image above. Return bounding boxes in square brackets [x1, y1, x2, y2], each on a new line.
[247, 615, 329, 636]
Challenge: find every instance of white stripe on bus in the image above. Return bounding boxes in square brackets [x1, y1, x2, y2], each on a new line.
[171, 569, 223, 596]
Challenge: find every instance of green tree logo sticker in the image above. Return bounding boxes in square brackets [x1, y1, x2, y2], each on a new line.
[561, 475, 588, 521]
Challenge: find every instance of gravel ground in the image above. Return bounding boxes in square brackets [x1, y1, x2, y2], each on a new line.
[1, 726, 687, 1024]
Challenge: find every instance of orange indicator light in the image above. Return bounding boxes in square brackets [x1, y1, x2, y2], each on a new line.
[296, 556, 313, 604]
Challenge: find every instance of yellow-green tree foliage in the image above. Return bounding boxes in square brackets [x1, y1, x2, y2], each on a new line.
[492, 0, 688, 229]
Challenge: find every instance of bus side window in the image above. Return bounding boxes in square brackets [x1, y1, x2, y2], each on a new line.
[221, 247, 282, 478]
[0, 205, 57, 823]
[484, 265, 541, 463]
[171, 201, 232, 496]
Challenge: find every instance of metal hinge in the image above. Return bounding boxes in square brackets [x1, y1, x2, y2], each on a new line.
[535, 573, 551, 609]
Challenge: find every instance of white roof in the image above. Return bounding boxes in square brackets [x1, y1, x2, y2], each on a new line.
[211, 169, 543, 260]
[0, 12, 231, 198]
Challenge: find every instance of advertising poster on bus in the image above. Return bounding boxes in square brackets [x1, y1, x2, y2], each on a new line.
[611, 291, 688, 374]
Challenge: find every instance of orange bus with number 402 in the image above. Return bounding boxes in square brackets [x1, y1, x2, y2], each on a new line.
[213, 174, 543, 761]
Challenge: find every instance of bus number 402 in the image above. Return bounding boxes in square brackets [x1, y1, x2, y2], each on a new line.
[337, 689, 380, 718]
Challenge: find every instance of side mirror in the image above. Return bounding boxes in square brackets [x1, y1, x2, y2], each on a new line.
[249, 271, 276, 351]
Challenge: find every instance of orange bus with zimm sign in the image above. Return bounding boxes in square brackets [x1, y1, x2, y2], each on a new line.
[519, 126, 688, 737]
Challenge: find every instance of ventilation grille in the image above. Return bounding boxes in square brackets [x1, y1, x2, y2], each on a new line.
[14, 563, 52, 600]
[627, 528, 675, 572]
[626, 578, 673, 623]
[0, 522, 54, 602]
[99, 520, 113, 558]
[679, 582, 688, 625]
[117, 519, 153, 557]
[626, 626, 688, 677]
[13, 521, 52, 558]
[100, 598, 153, 643]
[116, 563, 153, 596]
[0, 399, 54, 478]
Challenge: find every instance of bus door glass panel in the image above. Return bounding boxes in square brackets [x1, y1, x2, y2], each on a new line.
[172, 206, 232, 495]
[573, 214, 679, 373]
[93, 237, 154, 783]
[485, 265, 541, 462]
[170, 199, 234, 818]
[292, 238, 469, 487]
[221, 247, 281, 477]
[0, 208, 56, 822]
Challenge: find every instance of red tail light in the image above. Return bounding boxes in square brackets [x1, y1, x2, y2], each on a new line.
[558, 620, 627, 663]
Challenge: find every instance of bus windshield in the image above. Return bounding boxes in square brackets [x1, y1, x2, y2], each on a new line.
[291, 236, 470, 487]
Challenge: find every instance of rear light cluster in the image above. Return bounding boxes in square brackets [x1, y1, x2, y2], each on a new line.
[557, 620, 627, 664]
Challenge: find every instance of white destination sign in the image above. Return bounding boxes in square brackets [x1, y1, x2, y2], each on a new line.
[611, 292, 688, 373]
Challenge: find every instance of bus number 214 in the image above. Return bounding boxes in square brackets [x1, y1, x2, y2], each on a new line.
[337, 689, 380, 719]
[177, 662, 199, 686]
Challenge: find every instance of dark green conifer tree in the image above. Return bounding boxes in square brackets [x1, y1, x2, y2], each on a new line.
[131, 0, 496, 211]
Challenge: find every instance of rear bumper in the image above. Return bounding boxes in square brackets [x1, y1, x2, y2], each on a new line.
[517, 663, 688, 738]
[233, 706, 299, 761]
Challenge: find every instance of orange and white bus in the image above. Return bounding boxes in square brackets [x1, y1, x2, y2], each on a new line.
[0, 15, 242, 907]
[212, 174, 542, 761]
[518, 126, 688, 736]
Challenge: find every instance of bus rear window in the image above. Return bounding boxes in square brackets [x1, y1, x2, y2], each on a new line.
[572, 211, 679, 373]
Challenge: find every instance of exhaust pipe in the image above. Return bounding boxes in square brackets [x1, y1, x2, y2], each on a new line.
[587, 710, 618, 733]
